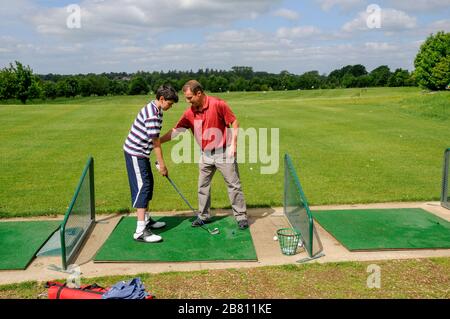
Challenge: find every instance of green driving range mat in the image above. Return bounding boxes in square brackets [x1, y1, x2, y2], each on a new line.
[0, 220, 61, 270]
[312, 208, 450, 251]
[94, 216, 258, 262]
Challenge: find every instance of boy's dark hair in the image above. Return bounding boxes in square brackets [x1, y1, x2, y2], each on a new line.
[182, 80, 204, 94]
[156, 84, 179, 103]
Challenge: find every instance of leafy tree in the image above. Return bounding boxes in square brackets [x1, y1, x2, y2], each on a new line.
[0, 64, 17, 100]
[129, 76, 148, 95]
[66, 77, 80, 97]
[430, 55, 450, 90]
[298, 71, 322, 89]
[388, 69, 411, 87]
[349, 64, 368, 77]
[56, 77, 79, 97]
[414, 31, 450, 90]
[341, 73, 357, 88]
[79, 77, 93, 97]
[28, 79, 43, 100]
[355, 75, 371, 88]
[0, 61, 41, 103]
[42, 81, 57, 99]
[1, 61, 423, 103]
[370, 66, 391, 86]
[229, 77, 249, 91]
[327, 65, 368, 87]
[109, 80, 129, 95]
[231, 66, 254, 80]
[14, 62, 35, 103]
[209, 76, 229, 92]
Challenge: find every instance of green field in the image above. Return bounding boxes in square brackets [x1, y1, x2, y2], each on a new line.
[0, 87, 449, 217]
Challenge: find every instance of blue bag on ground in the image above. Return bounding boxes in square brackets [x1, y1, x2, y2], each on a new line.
[102, 277, 149, 299]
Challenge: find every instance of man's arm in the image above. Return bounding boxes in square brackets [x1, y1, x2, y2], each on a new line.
[160, 128, 181, 144]
[152, 137, 168, 176]
[228, 119, 239, 158]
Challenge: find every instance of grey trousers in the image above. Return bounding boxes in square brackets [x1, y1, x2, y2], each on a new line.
[198, 151, 247, 222]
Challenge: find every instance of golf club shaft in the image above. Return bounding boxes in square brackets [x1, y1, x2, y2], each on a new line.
[165, 176, 218, 234]
[165, 175, 197, 213]
[155, 162, 218, 235]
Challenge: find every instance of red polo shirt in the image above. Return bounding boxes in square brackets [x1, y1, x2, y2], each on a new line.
[175, 95, 236, 151]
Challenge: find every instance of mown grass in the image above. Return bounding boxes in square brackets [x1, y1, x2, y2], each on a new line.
[0, 257, 448, 299]
[0, 87, 449, 217]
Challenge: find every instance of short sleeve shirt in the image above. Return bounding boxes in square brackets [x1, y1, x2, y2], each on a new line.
[175, 96, 236, 151]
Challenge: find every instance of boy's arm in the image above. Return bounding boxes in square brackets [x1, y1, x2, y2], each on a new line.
[152, 137, 168, 176]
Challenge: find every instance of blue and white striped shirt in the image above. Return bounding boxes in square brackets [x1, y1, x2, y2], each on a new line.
[123, 101, 163, 158]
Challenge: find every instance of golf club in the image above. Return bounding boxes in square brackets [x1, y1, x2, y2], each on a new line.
[155, 161, 220, 235]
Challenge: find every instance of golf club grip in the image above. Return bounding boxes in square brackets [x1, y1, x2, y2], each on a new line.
[165, 176, 196, 212]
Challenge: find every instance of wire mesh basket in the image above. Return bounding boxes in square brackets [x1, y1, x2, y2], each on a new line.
[277, 228, 302, 256]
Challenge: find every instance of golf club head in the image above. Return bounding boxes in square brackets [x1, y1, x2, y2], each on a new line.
[200, 224, 220, 235]
[210, 228, 220, 235]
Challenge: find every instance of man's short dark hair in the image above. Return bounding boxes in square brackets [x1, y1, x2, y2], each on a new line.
[156, 84, 179, 103]
[182, 80, 204, 94]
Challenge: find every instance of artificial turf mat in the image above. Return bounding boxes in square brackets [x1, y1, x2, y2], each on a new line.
[94, 216, 258, 263]
[312, 208, 450, 251]
[0, 221, 61, 270]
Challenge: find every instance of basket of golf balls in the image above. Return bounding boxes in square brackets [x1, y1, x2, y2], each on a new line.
[275, 228, 302, 256]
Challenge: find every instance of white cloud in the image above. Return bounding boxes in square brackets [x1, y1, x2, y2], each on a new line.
[0, 0, 34, 25]
[316, 0, 366, 11]
[1, 0, 443, 75]
[30, 0, 280, 39]
[427, 20, 450, 33]
[205, 29, 266, 47]
[273, 8, 300, 21]
[386, 0, 450, 12]
[113, 46, 147, 55]
[161, 43, 197, 51]
[276, 26, 322, 39]
[364, 42, 397, 51]
[342, 8, 417, 32]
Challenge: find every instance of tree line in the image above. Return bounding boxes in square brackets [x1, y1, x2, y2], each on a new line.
[0, 63, 417, 104]
[0, 31, 448, 104]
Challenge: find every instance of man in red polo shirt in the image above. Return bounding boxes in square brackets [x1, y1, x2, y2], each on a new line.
[160, 80, 248, 230]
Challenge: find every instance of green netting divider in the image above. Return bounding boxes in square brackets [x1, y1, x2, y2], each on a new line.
[442, 148, 450, 210]
[284, 154, 324, 262]
[60, 157, 96, 270]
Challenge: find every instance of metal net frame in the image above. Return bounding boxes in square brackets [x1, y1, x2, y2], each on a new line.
[442, 148, 450, 210]
[284, 154, 323, 261]
[60, 157, 95, 270]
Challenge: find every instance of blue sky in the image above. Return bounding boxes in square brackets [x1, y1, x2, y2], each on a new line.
[0, 0, 449, 74]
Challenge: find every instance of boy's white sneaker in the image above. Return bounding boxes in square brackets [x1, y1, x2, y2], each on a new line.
[133, 229, 162, 243]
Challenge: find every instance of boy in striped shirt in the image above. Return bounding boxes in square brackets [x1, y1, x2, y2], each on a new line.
[123, 85, 179, 243]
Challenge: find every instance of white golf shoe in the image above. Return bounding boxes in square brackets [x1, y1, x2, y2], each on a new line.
[133, 229, 162, 243]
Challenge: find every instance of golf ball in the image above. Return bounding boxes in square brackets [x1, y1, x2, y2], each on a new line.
[273, 236, 278, 241]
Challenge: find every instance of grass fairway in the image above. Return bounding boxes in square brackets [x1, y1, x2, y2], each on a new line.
[0, 87, 449, 217]
[1, 258, 449, 298]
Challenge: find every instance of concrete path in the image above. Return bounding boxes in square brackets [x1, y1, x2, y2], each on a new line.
[0, 202, 449, 285]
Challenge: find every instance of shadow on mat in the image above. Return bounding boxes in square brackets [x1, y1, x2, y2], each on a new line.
[150, 215, 229, 235]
